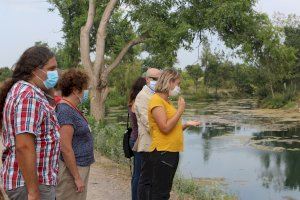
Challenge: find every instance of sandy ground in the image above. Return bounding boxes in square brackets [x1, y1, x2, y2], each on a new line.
[86, 153, 131, 200]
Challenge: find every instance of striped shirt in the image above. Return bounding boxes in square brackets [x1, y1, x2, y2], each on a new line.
[1, 81, 60, 190]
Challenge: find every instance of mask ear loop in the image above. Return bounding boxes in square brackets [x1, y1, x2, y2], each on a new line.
[32, 70, 45, 85]
[73, 91, 82, 103]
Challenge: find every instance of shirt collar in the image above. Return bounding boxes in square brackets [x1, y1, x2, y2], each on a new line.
[144, 85, 155, 95]
[19, 80, 46, 98]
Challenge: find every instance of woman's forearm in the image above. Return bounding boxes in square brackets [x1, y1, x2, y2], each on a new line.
[61, 149, 81, 181]
[163, 111, 183, 133]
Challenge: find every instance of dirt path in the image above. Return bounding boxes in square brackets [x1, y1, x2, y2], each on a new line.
[87, 152, 180, 200]
[87, 153, 131, 200]
[0, 149, 180, 200]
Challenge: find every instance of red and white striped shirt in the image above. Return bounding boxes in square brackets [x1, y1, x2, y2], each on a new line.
[1, 81, 60, 190]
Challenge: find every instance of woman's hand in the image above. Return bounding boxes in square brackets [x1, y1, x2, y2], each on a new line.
[185, 120, 201, 127]
[75, 177, 85, 193]
[177, 97, 186, 114]
[183, 120, 201, 130]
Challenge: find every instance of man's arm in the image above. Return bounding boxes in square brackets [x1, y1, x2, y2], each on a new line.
[135, 95, 150, 132]
[16, 134, 40, 200]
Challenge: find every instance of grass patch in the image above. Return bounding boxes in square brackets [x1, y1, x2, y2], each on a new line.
[282, 101, 298, 109]
[173, 175, 237, 200]
[260, 93, 297, 109]
[260, 94, 287, 108]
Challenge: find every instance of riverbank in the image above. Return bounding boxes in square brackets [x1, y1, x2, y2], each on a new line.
[183, 99, 300, 131]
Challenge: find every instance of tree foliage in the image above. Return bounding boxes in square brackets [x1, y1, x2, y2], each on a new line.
[0, 67, 12, 83]
[185, 64, 203, 92]
[47, 0, 298, 118]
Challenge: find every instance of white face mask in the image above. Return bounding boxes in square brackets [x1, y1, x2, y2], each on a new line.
[149, 81, 157, 91]
[169, 86, 181, 96]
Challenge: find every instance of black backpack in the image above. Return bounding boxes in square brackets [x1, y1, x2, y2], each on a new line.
[123, 113, 134, 158]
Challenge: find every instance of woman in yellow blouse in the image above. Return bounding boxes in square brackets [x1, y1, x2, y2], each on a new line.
[148, 68, 200, 200]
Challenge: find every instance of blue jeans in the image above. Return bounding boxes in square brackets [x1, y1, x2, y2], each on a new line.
[129, 139, 142, 200]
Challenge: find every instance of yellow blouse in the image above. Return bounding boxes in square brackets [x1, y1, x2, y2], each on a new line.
[148, 94, 183, 152]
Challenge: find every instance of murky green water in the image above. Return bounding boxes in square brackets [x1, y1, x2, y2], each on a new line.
[181, 124, 300, 200]
[107, 99, 300, 200]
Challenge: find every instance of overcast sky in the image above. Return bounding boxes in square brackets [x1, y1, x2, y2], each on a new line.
[0, 0, 299, 68]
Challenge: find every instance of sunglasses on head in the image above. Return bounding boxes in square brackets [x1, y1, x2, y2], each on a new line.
[149, 77, 158, 81]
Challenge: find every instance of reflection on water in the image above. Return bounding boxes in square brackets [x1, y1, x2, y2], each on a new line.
[181, 122, 300, 200]
[258, 151, 300, 191]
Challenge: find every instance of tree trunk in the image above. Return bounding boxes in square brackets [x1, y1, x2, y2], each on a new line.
[90, 85, 109, 121]
[270, 84, 275, 98]
[80, 0, 145, 121]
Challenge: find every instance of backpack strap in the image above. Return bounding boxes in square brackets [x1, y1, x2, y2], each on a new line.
[126, 112, 130, 129]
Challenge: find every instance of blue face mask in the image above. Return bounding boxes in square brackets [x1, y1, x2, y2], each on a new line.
[39, 69, 59, 89]
[149, 81, 157, 92]
[81, 90, 89, 103]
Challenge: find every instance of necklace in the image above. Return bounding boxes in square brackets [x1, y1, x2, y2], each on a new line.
[61, 98, 88, 124]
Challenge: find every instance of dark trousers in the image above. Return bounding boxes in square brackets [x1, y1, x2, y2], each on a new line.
[130, 139, 142, 200]
[150, 151, 179, 200]
[137, 152, 153, 200]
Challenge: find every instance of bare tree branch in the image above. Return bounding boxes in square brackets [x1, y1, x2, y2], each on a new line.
[105, 36, 146, 75]
[80, 0, 95, 79]
[94, 0, 118, 78]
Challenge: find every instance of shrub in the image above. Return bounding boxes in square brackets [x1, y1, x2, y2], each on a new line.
[106, 89, 127, 108]
[89, 119, 128, 164]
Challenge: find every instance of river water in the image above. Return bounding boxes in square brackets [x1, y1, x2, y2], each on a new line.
[180, 99, 300, 200]
[107, 99, 300, 200]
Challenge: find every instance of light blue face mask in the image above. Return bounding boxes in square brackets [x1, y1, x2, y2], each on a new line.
[149, 81, 157, 92]
[81, 90, 89, 103]
[39, 69, 59, 89]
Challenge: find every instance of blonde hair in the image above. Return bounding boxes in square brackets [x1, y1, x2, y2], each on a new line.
[155, 68, 180, 94]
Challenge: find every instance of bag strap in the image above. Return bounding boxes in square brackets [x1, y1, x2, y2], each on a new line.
[126, 112, 130, 129]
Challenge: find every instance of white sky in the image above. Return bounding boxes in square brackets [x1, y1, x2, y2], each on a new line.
[0, 0, 299, 68]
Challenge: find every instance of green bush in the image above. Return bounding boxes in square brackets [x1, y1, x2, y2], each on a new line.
[105, 89, 127, 108]
[261, 94, 286, 108]
[260, 86, 298, 109]
[184, 88, 214, 101]
[282, 101, 298, 109]
[78, 97, 91, 115]
[256, 86, 270, 99]
[0, 67, 12, 82]
[89, 119, 128, 164]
